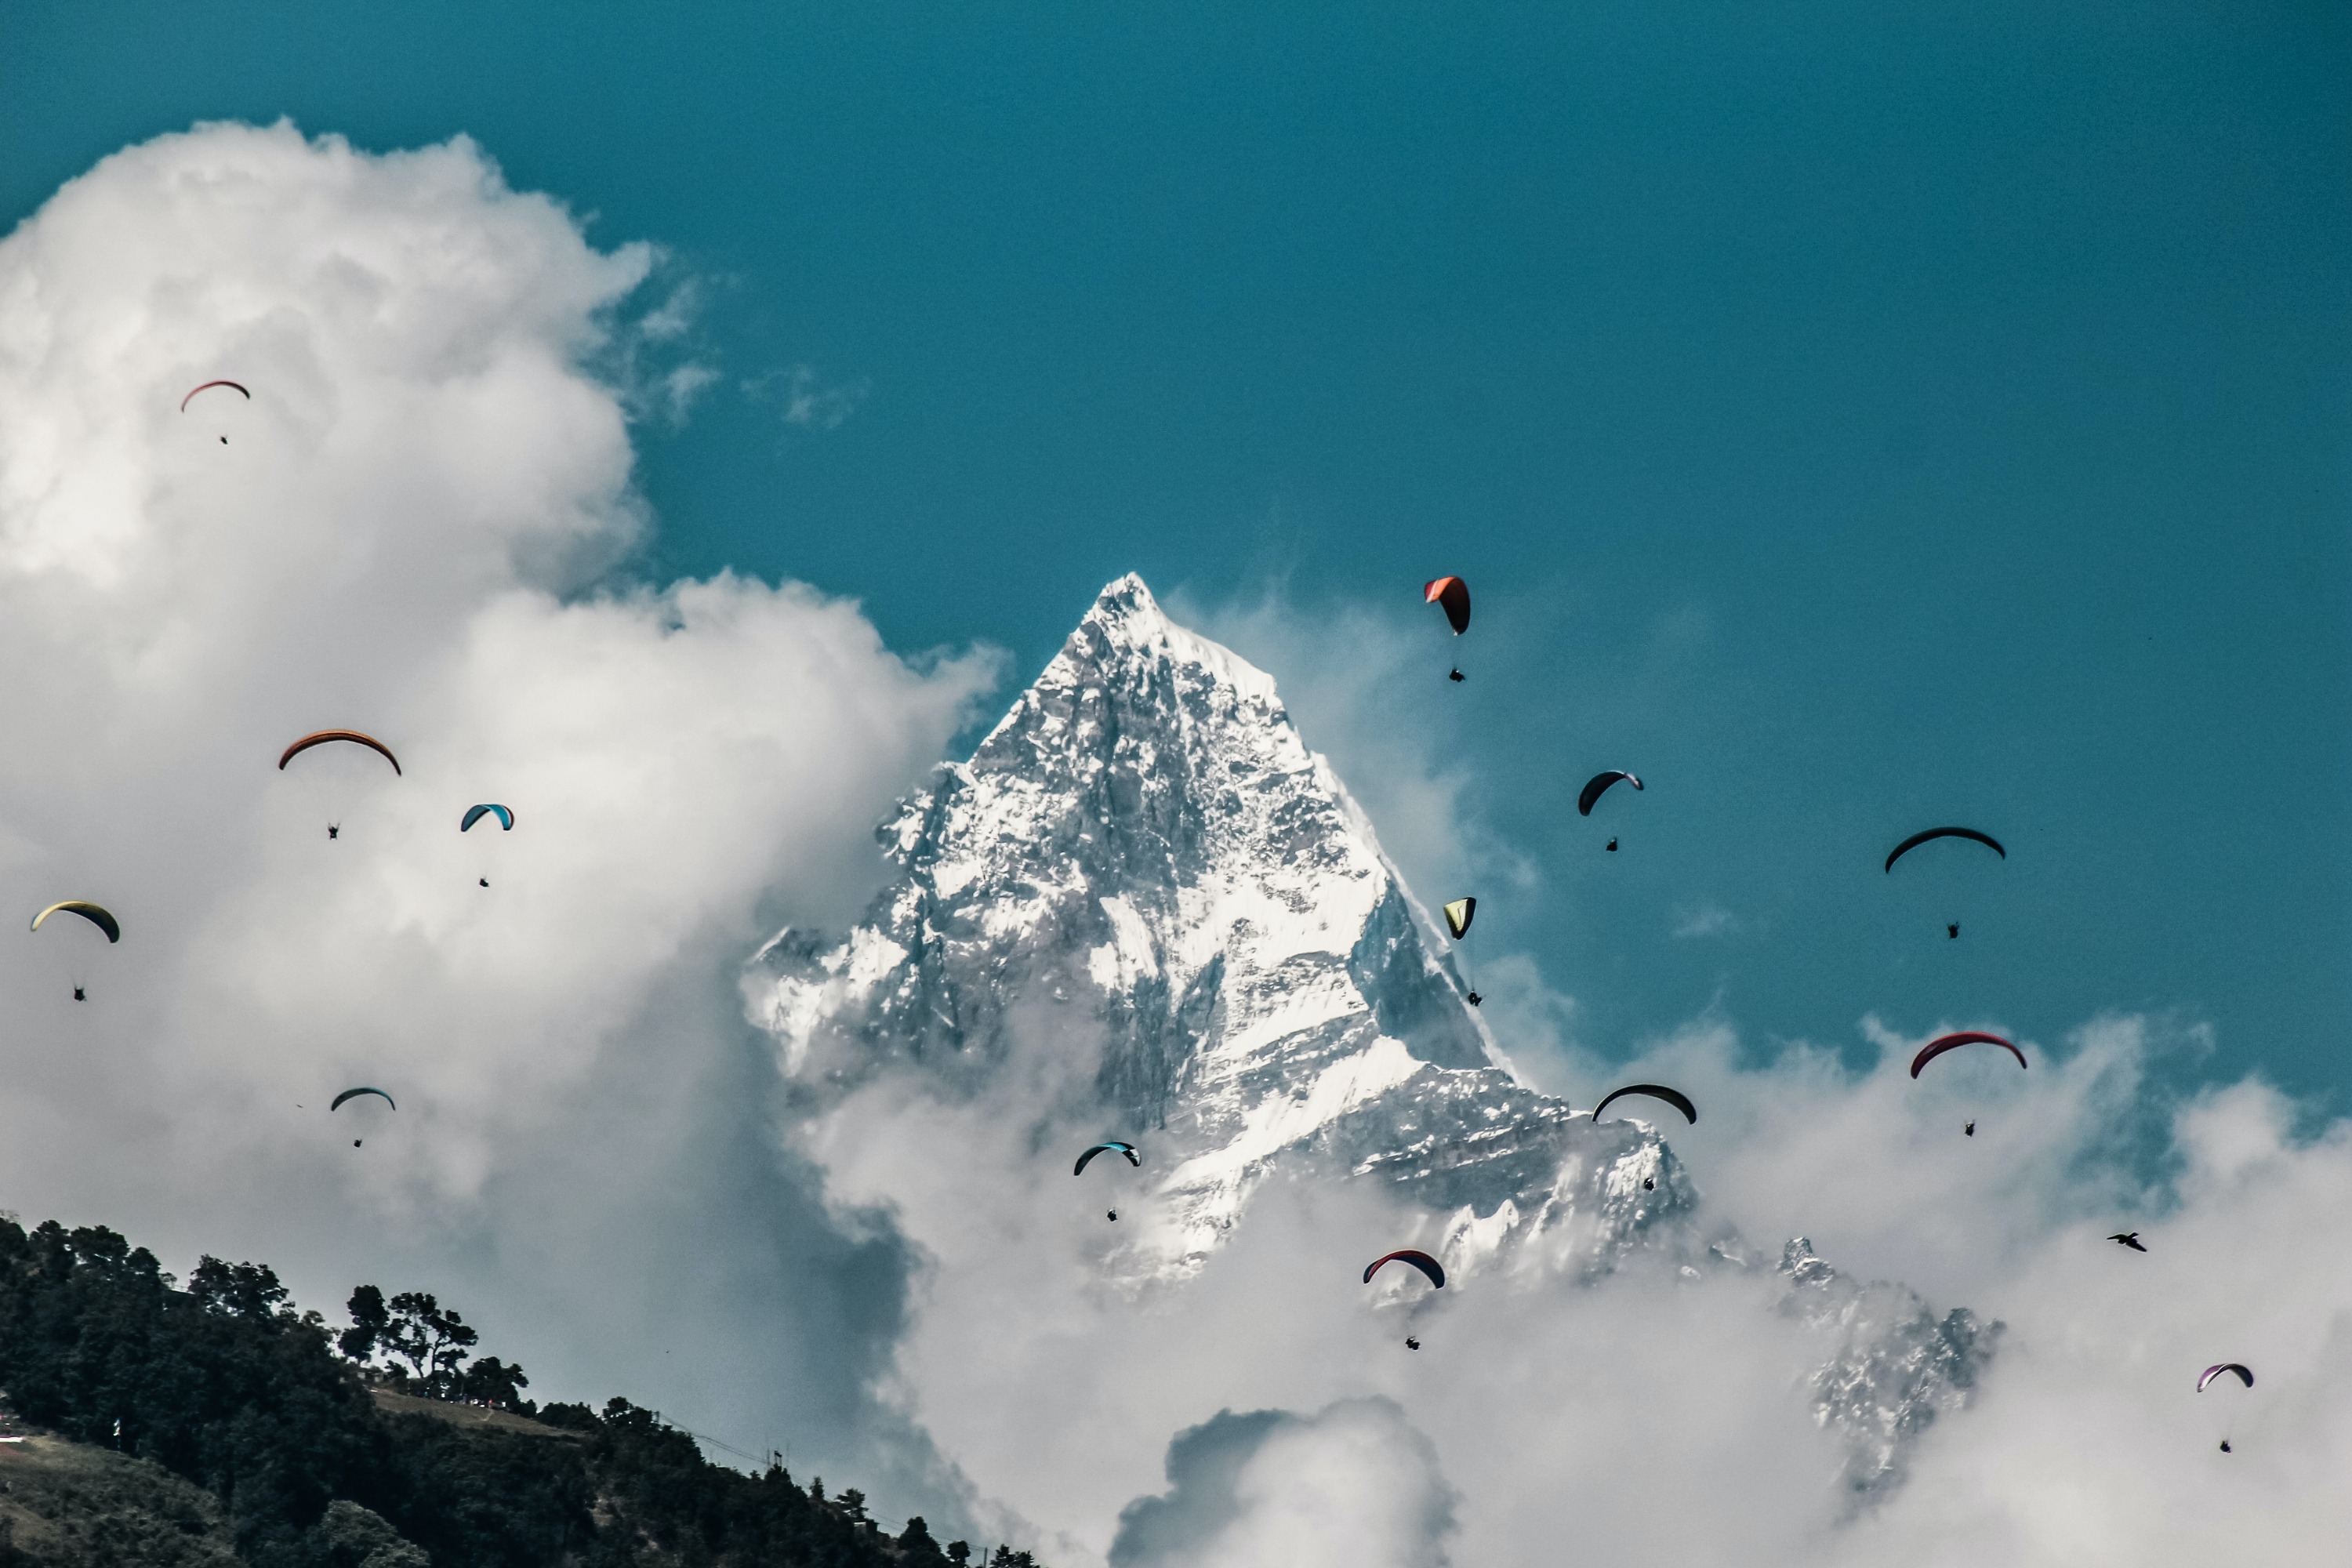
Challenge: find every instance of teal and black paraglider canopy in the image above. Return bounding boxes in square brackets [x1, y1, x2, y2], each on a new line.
[461, 804, 514, 832]
[330, 1087, 396, 1112]
[1074, 1141, 1139, 1176]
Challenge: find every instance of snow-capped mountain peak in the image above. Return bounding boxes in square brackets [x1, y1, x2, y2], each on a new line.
[746, 574, 1991, 1497]
[749, 573, 1677, 1277]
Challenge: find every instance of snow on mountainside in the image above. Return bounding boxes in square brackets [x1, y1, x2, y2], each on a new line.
[746, 573, 1994, 1497]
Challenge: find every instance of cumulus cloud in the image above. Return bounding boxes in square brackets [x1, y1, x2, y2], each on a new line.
[1109, 1400, 1456, 1568]
[792, 973, 2352, 1566]
[0, 118, 995, 1508]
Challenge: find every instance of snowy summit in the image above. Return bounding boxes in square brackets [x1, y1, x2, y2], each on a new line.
[750, 574, 1689, 1279]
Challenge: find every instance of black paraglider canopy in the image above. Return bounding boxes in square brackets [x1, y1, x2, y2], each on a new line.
[1591, 1083, 1697, 1125]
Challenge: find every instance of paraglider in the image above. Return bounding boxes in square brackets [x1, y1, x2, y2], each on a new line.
[332, 1086, 394, 1149]
[1964, 1120, 1976, 1137]
[1909, 1032, 2027, 1078]
[1591, 1084, 1697, 1126]
[2110, 1232, 2147, 1253]
[1606, 838, 1617, 852]
[1577, 771, 1642, 817]
[1423, 577, 1470, 681]
[1947, 923, 1959, 939]
[32, 902, 119, 1000]
[2198, 1363, 2253, 1394]
[280, 731, 401, 839]
[1884, 826, 2005, 874]
[1404, 1335, 1421, 1351]
[1073, 1142, 1139, 1177]
[1363, 1250, 1446, 1290]
[1441, 898, 1479, 1005]
[182, 380, 250, 445]
[463, 804, 514, 887]
[2201, 1363, 2253, 1452]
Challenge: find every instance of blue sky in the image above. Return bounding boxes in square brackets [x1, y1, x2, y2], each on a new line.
[8, 0, 2347, 1108]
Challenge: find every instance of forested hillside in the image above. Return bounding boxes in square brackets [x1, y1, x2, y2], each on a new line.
[0, 1218, 1033, 1568]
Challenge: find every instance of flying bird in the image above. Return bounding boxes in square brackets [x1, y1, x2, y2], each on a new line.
[2108, 1232, 2147, 1253]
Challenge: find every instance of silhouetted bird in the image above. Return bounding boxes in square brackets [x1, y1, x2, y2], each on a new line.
[1964, 1120, 1976, 1137]
[2108, 1232, 2147, 1253]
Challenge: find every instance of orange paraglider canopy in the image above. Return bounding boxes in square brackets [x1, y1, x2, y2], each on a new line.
[278, 731, 401, 776]
[1423, 576, 1470, 636]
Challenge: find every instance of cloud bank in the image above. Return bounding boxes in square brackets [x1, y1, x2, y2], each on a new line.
[763, 587, 2352, 1565]
[0, 118, 995, 1508]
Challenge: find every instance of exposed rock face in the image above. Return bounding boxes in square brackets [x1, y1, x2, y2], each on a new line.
[1778, 1238, 2002, 1501]
[748, 573, 1991, 1497]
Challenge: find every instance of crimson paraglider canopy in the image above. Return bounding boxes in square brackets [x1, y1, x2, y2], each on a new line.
[1363, 1249, 1446, 1289]
[1909, 1031, 2027, 1079]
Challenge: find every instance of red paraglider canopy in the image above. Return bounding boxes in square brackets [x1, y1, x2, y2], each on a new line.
[1423, 577, 1470, 636]
[180, 379, 251, 412]
[1363, 1249, 1446, 1289]
[1909, 1031, 2028, 1079]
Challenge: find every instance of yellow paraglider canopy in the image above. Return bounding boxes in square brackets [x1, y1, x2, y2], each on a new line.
[31, 902, 119, 942]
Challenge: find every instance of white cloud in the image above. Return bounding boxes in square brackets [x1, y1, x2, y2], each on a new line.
[750, 363, 871, 430]
[1109, 1400, 1457, 1568]
[1671, 899, 1737, 938]
[0, 118, 995, 1504]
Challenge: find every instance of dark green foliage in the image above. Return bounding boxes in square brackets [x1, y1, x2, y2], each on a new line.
[0, 1216, 1039, 1567]
[0, 1436, 240, 1566]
